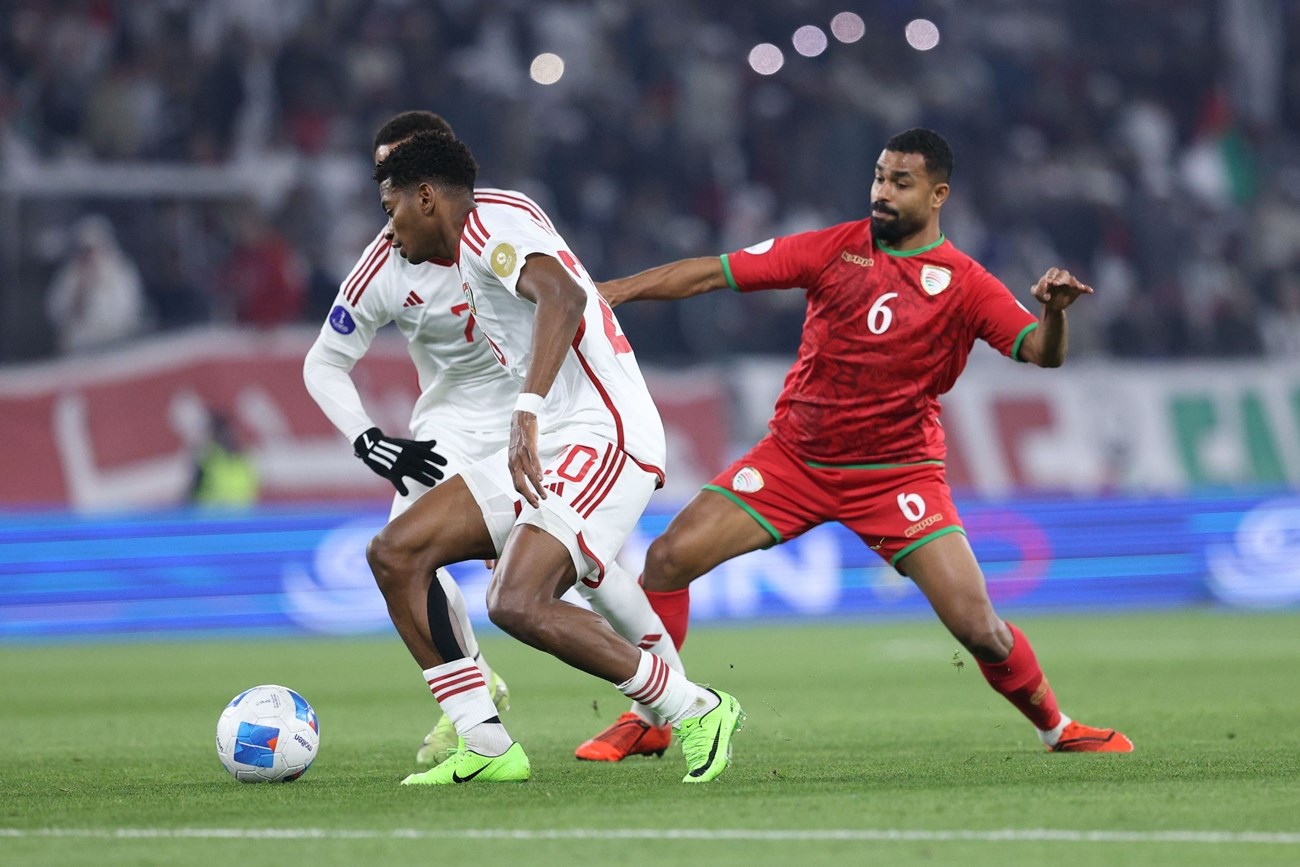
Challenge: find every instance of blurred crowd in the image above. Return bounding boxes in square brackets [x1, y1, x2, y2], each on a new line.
[2, 0, 1300, 363]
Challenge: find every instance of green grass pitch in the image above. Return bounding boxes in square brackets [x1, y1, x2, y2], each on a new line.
[3, 610, 1298, 867]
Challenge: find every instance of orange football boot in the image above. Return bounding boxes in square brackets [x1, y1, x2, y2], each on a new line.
[1050, 720, 1134, 752]
[575, 712, 672, 761]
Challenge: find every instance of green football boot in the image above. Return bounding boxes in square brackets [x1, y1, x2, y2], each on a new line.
[675, 688, 744, 783]
[401, 742, 531, 786]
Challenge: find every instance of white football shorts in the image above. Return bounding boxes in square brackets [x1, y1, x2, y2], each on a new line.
[388, 427, 507, 522]
[459, 429, 657, 582]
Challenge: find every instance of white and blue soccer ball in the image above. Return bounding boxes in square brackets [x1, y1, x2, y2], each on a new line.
[215, 684, 320, 782]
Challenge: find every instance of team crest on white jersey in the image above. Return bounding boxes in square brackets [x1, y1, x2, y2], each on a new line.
[491, 243, 517, 278]
[732, 466, 764, 493]
[743, 238, 775, 255]
[919, 265, 952, 295]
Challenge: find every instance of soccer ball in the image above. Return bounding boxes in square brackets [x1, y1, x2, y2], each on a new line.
[215, 684, 320, 782]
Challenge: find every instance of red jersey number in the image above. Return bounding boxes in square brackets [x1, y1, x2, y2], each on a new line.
[598, 297, 632, 354]
[559, 249, 632, 355]
[450, 302, 477, 343]
[558, 249, 587, 282]
[556, 445, 599, 482]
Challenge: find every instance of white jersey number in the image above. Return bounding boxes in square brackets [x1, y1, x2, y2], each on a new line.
[897, 491, 926, 522]
[868, 292, 899, 335]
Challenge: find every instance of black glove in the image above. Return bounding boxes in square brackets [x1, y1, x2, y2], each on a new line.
[353, 427, 448, 496]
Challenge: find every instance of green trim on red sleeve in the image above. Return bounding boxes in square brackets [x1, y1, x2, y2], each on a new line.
[720, 254, 739, 291]
[1010, 322, 1039, 363]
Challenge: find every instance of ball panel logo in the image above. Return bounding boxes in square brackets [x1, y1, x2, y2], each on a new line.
[328, 305, 356, 334]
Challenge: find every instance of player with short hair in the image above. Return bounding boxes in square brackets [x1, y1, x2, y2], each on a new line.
[304, 112, 679, 769]
[367, 130, 743, 785]
[595, 127, 1133, 754]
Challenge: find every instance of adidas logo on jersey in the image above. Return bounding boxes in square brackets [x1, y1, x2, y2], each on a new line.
[402, 291, 425, 308]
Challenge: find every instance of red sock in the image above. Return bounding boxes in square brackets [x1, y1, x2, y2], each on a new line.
[976, 622, 1062, 731]
[643, 585, 689, 650]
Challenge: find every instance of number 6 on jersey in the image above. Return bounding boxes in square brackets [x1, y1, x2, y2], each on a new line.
[897, 491, 926, 522]
[868, 292, 899, 335]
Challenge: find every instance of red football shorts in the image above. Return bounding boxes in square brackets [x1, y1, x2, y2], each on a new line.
[704, 434, 965, 569]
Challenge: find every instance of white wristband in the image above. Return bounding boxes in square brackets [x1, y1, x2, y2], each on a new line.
[514, 392, 545, 415]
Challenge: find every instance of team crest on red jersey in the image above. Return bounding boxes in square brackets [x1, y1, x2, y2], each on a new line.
[919, 265, 952, 295]
[731, 466, 764, 493]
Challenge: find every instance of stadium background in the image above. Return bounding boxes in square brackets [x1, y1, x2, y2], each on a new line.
[1, 0, 1298, 638]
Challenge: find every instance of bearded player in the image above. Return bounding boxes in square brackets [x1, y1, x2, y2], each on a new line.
[305, 113, 682, 769]
[595, 128, 1132, 754]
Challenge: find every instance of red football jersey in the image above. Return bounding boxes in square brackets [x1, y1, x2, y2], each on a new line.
[723, 218, 1038, 464]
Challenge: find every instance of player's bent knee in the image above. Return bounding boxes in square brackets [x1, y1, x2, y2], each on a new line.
[642, 533, 698, 591]
[364, 534, 399, 595]
[484, 605, 521, 638]
[366, 528, 424, 596]
[484, 591, 535, 641]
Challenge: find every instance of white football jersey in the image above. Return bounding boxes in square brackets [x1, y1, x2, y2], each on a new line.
[458, 189, 667, 479]
[315, 228, 518, 446]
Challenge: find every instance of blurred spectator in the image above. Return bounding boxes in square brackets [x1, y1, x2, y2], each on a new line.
[213, 204, 307, 327]
[189, 27, 250, 162]
[1261, 272, 1300, 357]
[2, 0, 1299, 363]
[148, 247, 212, 329]
[45, 215, 152, 354]
[188, 411, 259, 507]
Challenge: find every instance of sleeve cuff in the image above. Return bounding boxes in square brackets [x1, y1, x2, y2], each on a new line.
[1010, 322, 1038, 362]
[720, 254, 739, 291]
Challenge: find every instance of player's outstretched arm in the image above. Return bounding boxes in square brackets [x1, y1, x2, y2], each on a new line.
[304, 338, 374, 441]
[1017, 267, 1094, 368]
[597, 257, 730, 308]
[510, 254, 588, 506]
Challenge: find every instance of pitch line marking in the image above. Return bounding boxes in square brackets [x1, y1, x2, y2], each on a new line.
[1, 828, 1298, 845]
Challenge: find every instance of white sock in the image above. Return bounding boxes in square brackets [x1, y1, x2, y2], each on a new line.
[472, 651, 495, 689]
[423, 658, 510, 753]
[1038, 713, 1072, 747]
[616, 650, 717, 726]
[580, 561, 683, 727]
[463, 720, 513, 756]
[629, 705, 664, 727]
